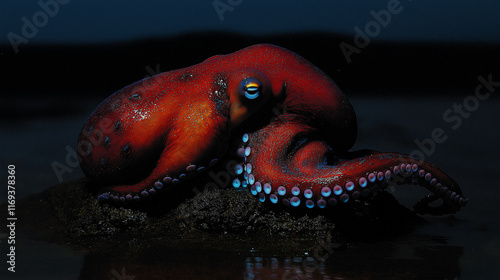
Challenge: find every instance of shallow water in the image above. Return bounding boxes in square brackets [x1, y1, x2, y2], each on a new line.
[1, 93, 499, 279]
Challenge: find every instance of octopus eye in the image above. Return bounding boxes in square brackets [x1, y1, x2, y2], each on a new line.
[240, 78, 262, 100]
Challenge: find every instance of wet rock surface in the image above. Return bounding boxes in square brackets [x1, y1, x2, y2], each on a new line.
[13, 178, 421, 256]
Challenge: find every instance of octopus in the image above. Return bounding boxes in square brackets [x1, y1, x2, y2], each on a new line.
[77, 44, 467, 215]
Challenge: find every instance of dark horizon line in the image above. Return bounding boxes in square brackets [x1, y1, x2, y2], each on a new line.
[3, 32, 499, 95]
[3, 30, 500, 50]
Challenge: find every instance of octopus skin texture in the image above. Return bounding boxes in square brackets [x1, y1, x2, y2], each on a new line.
[77, 44, 467, 215]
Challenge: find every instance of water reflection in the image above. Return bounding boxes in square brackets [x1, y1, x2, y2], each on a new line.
[71, 234, 463, 279]
[240, 235, 462, 280]
[0, 235, 465, 280]
[244, 256, 332, 280]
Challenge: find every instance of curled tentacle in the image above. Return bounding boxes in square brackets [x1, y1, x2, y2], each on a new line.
[234, 119, 467, 215]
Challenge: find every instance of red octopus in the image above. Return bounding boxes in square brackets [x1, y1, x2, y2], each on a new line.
[77, 44, 467, 215]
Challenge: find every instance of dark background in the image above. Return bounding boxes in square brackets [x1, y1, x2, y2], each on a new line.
[1, 1, 499, 279]
[2, 0, 500, 97]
